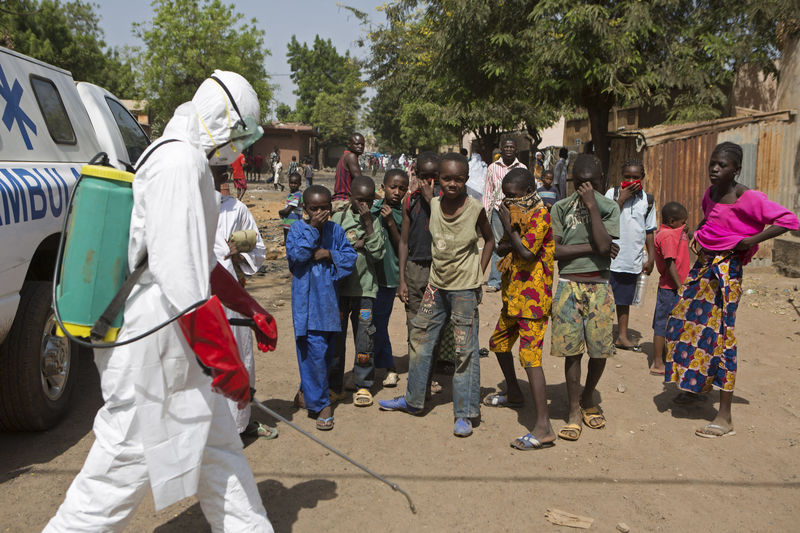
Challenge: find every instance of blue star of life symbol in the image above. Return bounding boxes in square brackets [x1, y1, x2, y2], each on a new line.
[0, 64, 37, 149]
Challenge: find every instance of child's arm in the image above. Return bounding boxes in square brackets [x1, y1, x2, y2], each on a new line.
[397, 202, 411, 303]
[476, 208, 495, 273]
[579, 183, 613, 256]
[329, 224, 358, 281]
[497, 202, 535, 262]
[380, 204, 401, 252]
[286, 223, 319, 266]
[665, 258, 683, 289]
[278, 205, 292, 218]
[644, 232, 655, 274]
[734, 225, 792, 251]
[554, 236, 594, 260]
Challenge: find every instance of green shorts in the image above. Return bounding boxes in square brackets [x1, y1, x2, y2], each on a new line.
[551, 280, 615, 358]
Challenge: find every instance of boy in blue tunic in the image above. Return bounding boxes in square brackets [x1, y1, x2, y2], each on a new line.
[286, 185, 357, 430]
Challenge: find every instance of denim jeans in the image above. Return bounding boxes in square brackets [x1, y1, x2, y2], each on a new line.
[373, 286, 396, 370]
[487, 209, 504, 289]
[330, 296, 376, 391]
[404, 285, 482, 418]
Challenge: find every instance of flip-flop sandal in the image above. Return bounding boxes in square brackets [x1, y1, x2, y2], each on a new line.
[510, 433, 556, 450]
[695, 423, 736, 438]
[649, 369, 665, 376]
[615, 343, 642, 352]
[353, 388, 374, 407]
[558, 423, 582, 441]
[242, 421, 279, 440]
[316, 416, 334, 431]
[483, 393, 523, 408]
[674, 391, 707, 405]
[581, 406, 606, 429]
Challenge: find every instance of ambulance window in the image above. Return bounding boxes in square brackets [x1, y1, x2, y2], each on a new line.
[29, 75, 76, 144]
[105, 97, 150, 164]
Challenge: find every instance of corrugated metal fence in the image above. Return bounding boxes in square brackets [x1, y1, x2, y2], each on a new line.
[609, 110, 799, 260]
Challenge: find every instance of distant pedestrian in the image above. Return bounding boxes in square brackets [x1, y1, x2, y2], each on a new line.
[231, 152, 247, 200]
[536, 169, 560, 209]
[553, 147, 568, 199]
[333, 133, 365, 211]
[273, 156, 284, 191]
[303, 158, 314, 188]
[483, 139, 527, 292]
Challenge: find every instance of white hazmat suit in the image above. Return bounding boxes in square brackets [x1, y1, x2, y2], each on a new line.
[214, 193, 266, 433]
[44, 71, 272, 532]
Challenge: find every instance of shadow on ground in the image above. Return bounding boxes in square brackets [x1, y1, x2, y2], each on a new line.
[0, 349, 102, 484]
[153, 478, 338, 533]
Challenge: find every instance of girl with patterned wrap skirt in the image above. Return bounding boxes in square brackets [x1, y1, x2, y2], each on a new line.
[665, 142, 798, 438]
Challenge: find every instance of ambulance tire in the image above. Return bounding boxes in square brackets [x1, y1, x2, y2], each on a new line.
[0, 281, 81, 431]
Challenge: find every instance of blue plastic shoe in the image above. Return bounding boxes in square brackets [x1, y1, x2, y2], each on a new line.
[378, 396, 421, 414]
[453, 417, 473, 437]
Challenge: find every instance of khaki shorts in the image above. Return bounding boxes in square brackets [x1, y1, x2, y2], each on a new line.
[551, 280, 615, 358]
[489, 313, 548, 368]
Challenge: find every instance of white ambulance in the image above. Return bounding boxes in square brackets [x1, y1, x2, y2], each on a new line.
[0, 47, 150, 431]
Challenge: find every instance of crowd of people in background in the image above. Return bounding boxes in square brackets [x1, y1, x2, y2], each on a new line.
[238, 133, 798, 445]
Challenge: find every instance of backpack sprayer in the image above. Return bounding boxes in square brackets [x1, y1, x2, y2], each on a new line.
[52, 153, 417, 514]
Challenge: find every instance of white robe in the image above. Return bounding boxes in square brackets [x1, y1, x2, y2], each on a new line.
[45, 94, 272, 531]
[214, 194, 266, 433]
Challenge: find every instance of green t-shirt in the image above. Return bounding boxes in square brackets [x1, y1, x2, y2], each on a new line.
[551, 191, 620, 275]
[331, 208, 385, 298]
[370, 199, 403, 288]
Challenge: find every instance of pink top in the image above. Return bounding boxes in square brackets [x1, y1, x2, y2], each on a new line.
[655, 224, 691, 290]
[696, 188, 799, 263]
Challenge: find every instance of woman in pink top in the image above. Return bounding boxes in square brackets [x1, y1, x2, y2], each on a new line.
[665, 142, 799, 438]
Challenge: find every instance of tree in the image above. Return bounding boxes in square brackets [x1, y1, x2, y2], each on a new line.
[275, 103, 296, 122]
[0, 0, 136, 96]
[364, 1, 786, 172]
[286, 35, 363, 125]
[521, 0, 781, 172]
[359, 1, 560, 160]
[134, 0, 272, 135]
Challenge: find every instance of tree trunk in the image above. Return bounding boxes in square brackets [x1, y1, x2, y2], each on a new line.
[473, 125, 501, 163]
[586, 96, 614, 184]
[524, 124, 542, 168]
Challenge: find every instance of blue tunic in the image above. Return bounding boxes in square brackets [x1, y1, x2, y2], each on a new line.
[286, 220, 357, 337]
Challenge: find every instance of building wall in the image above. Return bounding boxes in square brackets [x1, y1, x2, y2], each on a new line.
[250, 131, 314, 170]
[610, 112, 798, 261]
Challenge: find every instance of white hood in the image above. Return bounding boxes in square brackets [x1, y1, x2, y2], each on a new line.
[191, 70, 260, 162]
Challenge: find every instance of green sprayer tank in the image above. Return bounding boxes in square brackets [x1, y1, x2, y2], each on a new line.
[56, 165, 135, 342]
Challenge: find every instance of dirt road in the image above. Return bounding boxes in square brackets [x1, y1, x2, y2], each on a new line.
[2, 183, 799, 532]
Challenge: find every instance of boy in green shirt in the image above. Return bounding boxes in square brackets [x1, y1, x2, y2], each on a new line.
[550, 154, 620, 442]
[330, 176, 385, 408]
[370, 169, 409, 387]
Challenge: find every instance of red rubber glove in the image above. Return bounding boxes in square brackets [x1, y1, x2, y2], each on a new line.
[210, 262, 278, 352]
[177, 296, 251, 409]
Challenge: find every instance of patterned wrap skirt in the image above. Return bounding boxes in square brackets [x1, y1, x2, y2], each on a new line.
[665, 251, 743, 392]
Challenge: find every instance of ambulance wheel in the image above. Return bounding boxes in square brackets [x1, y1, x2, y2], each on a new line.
[0, 281, 81, 431]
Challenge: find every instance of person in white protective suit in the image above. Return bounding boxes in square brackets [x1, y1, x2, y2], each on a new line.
[466, 152, 488, 201]
[210, 166, 275, 439]
[44, 71, 277, 533]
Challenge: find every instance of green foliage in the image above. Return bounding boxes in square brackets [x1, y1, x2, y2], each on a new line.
[362, 1, 561, 157]
[275, 102, 297, 122]
[134, 0, 272, 135]
[286, 34, 364, 145]
[286, 35, 364, 125]
[366, 0, 785, 169]
[0, 0, 136, 96]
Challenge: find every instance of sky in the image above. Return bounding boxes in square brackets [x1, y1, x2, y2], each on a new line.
[96, 0, 386, 114]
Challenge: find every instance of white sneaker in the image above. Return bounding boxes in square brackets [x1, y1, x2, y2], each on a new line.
[382, 371, 400, 387]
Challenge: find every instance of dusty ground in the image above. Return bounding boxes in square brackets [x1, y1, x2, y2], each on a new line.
[2, 178, 799, 532]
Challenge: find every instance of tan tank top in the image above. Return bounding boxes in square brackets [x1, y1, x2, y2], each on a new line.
[429, 196, 483, 290]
